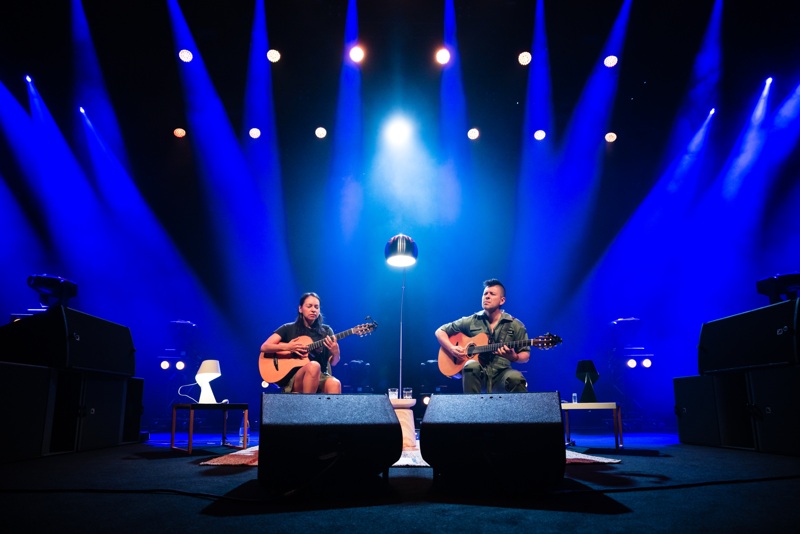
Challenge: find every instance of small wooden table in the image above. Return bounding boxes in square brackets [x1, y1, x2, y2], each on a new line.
[171, 403, 248, 454]
[561, 401, 623, 450]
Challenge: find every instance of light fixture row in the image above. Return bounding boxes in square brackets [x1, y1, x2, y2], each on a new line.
[171, 126, 621, 143]
[177, 48, 620, 69]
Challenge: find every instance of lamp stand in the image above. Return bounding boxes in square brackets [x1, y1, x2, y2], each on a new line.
[398, 268, 407, 392]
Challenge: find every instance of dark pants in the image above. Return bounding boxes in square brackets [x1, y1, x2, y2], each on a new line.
[462, 360, 527, 393]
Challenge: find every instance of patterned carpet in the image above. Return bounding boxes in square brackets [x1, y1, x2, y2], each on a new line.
[199, 443, 620, 467]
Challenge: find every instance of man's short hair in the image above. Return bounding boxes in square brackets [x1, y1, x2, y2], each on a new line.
[483, 278, 506, 296]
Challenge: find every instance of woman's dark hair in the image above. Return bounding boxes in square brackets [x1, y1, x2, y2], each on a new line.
[295, 291, 325, 333]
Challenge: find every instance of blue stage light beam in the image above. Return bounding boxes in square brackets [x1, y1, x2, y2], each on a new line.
[70, 0, 128, 170]
[721, 78, 772, 201]
[328, 0, 364, 243]
[167, 0, 295, 341]
[512, 0, 557, 324]
[78, 106, 235, 359]
[437, 0, 470, 225]
[242, 0, 295, 300]
[21, 77, 119, 284]
[662, 0, 721, 162]
[0, 167, 48, 317]
[521, 0, 632, 322]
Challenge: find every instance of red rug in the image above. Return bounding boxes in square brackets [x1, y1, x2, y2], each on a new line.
[199, 444, 620, 467]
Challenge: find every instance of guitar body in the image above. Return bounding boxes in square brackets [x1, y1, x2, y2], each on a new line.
[438, 332, 489, 377]
[259, 335, 315, 384]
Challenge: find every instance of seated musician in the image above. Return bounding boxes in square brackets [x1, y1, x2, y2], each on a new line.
[260, 292, 342, 394]
[434, 278, 529, 393]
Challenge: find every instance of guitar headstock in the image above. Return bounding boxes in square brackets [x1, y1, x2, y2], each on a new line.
[535, 333, 562, 349]
[353, 317, 378, 337]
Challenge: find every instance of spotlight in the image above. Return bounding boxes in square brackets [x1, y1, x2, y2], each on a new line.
[267, 49, 281, 63]
[349, 45, 365, 63]
[642, 358, 652, 368]
[382, 116, 413, 147]
[176, 361, 186, 371]
[626, 358, 637, 368]
[196, 360, 221, 404]
[534, 130, 546, 141]
[518, 51, 531, 66]
[178, 49, 193, 62]
[435, 47, 451, 65]
[467, 128, 479, 140]
[161, 360, 170, 370]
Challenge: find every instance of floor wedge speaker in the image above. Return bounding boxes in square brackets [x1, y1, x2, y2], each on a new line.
[258, 394, 402, 494]
[419, 392, 565, 491]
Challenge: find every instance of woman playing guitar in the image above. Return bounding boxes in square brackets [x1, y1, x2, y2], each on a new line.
[260, 292, 342, 394]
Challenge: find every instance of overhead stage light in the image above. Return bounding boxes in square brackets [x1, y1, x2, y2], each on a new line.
[349, 45, 365, 63]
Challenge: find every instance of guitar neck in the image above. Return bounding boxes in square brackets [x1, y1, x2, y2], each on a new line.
[467, 337, 547, 355]
[306, 328, 355, 351]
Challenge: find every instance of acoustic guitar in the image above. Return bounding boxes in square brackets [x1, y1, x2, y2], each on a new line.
[438, 331, 562, 377]
[259, 319, 378, 384]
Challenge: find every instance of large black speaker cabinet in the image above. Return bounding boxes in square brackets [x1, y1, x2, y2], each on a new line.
[748, 366, 800, 456]
[419, 392, 565, 490]
[49, 370, 131, 453]
[673, 375, 721, 447]
[0, 362, 56, 461]
[0, 306, 134, 375]
[258, 394, 402, 494]
[122, 377, 144, 443]
[698, 299, 798, 374]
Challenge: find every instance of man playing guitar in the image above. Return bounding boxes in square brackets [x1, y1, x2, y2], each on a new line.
[434, 278, 530, 393]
